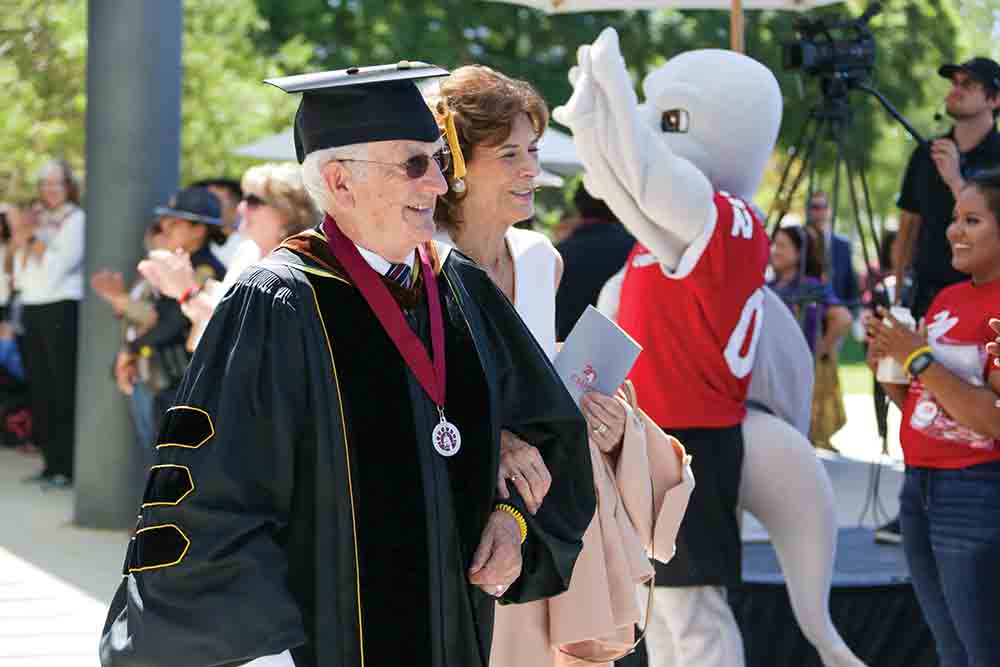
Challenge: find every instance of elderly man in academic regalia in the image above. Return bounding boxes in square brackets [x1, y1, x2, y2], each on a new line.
[99, 62, 595, 667]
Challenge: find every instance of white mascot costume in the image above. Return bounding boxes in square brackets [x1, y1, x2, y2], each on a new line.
[554, 28, 866, 667]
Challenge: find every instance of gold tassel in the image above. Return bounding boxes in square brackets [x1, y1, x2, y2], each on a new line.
[443, 109, 467, 193]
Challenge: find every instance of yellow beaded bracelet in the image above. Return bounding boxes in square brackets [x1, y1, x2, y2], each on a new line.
[903, 345, 933, 375]
[495, 503, 528, 544]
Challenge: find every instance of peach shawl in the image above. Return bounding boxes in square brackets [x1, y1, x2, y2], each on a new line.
[490, 388, 694, 667]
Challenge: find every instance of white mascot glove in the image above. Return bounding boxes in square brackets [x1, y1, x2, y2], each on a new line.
[553, 28, 714, 271]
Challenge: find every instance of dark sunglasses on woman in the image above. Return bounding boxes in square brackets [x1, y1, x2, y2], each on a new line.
[242, 193, 270, 209]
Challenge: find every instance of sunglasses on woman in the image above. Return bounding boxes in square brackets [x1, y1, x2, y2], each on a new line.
[338, 148, 452, 180]
[242, 193, 270, 209]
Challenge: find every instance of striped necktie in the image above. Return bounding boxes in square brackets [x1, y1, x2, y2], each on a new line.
[385, 262, 411, 287]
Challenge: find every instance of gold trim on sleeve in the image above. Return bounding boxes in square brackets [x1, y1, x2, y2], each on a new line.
[155, 405, 216, 450]
[128, 524, 192, 573]
[141, 464, 195, 508]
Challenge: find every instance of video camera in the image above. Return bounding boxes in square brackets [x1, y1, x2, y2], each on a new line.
[783, 3, 881, 91]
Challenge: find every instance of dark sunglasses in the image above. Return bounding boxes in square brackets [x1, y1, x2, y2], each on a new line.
[339, 149, 451, 180]
[808, 202, 829, 209]
[242, 193, 270, 209]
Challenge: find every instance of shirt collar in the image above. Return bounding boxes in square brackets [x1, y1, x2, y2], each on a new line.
[946, 125, 1000, 157]
[42, 202, 76, 226]
[354, 243, 414, 276]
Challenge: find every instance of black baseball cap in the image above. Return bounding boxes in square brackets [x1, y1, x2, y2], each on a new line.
[153, 186, 222, 226]
[938, 57, 1000, 92]
[265, 61, 448, 164]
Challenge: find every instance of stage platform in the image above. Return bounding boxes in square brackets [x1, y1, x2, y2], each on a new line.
[730, 527, 937, 667]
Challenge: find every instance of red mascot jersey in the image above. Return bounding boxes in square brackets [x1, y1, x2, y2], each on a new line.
[618, 192, 769, 429]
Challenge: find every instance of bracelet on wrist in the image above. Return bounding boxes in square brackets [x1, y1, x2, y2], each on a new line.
[178, 284, 200, 305]
[903, 345, 933, 374]
[495, 503, 528, 544]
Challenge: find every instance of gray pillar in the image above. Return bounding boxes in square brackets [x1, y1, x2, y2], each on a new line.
[75, 0, 183, 529]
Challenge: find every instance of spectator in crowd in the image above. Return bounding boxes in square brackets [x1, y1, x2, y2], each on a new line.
[91, 222, 167, 465]
[895, 58, 1000, 320]
[868, 171, 1000, 667]
[769, 224, 852, 450]
[123, 187, 225, 420]
[139, 163, 318, 350]
[192, 177, 244, 267]
[554, 181, 635, 340]
[805, 190, 859, 309]
[0, 202, 35, 450]
[16, 159, 85, 488]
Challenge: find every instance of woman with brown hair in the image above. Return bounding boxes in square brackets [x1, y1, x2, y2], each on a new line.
[429, 65, 691, 667]
[769, 224, 852, 450]
[868, 170, 1000, 667]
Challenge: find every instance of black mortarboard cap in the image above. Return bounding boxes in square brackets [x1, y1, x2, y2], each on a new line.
[265, 61, 449, 163]
[939, 57, 1000, 93]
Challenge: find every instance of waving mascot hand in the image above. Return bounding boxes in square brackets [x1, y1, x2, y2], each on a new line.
[555, 27, 866, 667]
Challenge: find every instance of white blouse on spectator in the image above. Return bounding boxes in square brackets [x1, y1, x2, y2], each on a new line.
[15, 204, 85, 305]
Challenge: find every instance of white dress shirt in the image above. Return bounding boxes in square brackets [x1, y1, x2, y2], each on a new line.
[354, 243, 414, 279]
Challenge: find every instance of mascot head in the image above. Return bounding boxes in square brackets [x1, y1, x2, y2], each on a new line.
[639, 50, 782, 200]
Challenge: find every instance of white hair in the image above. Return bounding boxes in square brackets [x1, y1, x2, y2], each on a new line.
[242, 162, 303, 193]
[301, 144, 371, 215]
[37, 159, 69, 181]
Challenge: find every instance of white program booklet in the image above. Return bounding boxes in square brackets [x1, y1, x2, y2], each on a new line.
[554, 305, 643, 405]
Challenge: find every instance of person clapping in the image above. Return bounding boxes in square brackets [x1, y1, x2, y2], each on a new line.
[139, 164, 318, 350]
[867, 171, 1000, 667]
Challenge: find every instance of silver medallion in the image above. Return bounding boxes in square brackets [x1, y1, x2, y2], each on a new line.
[432, 409, 462, 457]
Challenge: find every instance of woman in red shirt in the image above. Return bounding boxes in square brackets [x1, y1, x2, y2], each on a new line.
[868, 171, 1000, 667]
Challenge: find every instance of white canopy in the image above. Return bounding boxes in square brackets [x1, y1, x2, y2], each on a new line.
[233, 129, 297, 161]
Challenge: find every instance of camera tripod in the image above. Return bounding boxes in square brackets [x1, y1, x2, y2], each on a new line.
[766, 76, 926, 528]
[767, 77, 925, 273]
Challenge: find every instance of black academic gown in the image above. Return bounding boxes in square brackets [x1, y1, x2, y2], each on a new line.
[100, 228, 595, 667]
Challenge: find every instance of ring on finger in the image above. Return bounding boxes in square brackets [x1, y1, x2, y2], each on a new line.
[592, 421, 609, 435]
[508, 475, 518, 482]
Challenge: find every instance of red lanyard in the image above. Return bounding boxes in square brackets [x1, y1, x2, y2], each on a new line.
[323, 216, 446, 407]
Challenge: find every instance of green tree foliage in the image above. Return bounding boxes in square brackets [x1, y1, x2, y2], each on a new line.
[0, 0, 87, 198]
[179, 0, 313, 184]
[955, 0, 1000, 61]
[0, 0, 973, 236]
[254, 0, 963, 238]
[0, 0, 314, 200]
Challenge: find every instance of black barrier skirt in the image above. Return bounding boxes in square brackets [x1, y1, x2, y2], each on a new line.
[729, 527, 937, 667]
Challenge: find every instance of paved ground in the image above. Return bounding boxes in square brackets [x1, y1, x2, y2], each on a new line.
[0, 394, 905, 666]
[0, 449, 127, 666]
